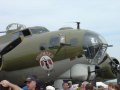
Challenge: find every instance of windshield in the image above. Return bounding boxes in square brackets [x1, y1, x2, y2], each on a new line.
[30, 27, 49, 34]
[83, 31, 108, 64]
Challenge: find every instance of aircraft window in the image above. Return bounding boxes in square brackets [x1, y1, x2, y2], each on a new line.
[31, 29, 49, 34]
[12, 32, 19, 40]
[40, 43, 47, 51]
[22, 29, 31, 37]
[49, 36, 60, 49]
[19, 31, 23, 36]
[12, 31, 23, 40]
[70, 38, 78, 46]
[83, 31, 108, 64]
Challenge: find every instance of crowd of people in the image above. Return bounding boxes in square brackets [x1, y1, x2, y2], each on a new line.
[0, 75, 120, 90]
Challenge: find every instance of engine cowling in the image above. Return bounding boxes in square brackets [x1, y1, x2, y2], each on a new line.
[96, 56, 119, 80]
[109, 57, 120, 76]
[59, 64, 96, 81]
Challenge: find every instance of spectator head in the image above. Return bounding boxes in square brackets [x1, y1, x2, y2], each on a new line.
[25, 75, 37, 82]
[81, 81, 89, 90]
[62, 82, 69, 90]
[25, 75, 40, 90]
[113, 84, 120, 90]
[46, 85, 55, 90]
[68, 81, 72, 88]
[85, 83, 94, 90]
[108, 83, 114, 90]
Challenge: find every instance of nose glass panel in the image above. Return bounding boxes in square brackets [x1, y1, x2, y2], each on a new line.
[83, 31, 108, 64]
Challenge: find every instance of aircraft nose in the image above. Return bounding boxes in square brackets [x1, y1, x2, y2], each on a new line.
[82, 31, 108, 64]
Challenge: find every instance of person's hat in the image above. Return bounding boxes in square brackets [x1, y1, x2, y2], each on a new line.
[46, 86, 55, 90]
[25, 75, 37, 82]
[81, 81, 89, 87]
[68, 81, 72, 84]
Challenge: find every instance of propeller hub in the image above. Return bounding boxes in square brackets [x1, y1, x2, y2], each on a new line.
[117, 65, 120, 71]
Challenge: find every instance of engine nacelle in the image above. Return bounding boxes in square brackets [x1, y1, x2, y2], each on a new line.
[109, 57, 120, 76]
[59, 64, 96, 81]
[97, 56, 119, 80]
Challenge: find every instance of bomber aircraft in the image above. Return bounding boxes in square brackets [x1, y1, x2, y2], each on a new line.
[0, 23, 120, 87]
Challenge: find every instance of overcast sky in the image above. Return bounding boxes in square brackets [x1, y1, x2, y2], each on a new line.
[0, 0, 120, 60]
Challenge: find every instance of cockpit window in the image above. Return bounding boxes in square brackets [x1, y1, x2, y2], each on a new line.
[70, 38, 78, 46]
[12, 32, 20, 40]
[30, 29, 49, 34]
[83, 31, 108, 64]
[49, 36, 60, 49]
[22, 29, 31, 36]
[12, 31, 24, 40]
[12, 29, 31, 40]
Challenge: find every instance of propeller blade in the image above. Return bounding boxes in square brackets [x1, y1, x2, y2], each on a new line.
[0, 37, 23, 56]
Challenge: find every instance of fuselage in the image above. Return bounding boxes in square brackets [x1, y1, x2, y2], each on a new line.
[0, 26, 109, 85]
[0, 28, 86, 70]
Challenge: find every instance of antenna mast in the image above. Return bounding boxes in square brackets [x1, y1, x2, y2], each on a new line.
[75, 22, 80, 29]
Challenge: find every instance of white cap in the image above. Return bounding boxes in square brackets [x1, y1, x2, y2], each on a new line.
[46, 85, 55, 90]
